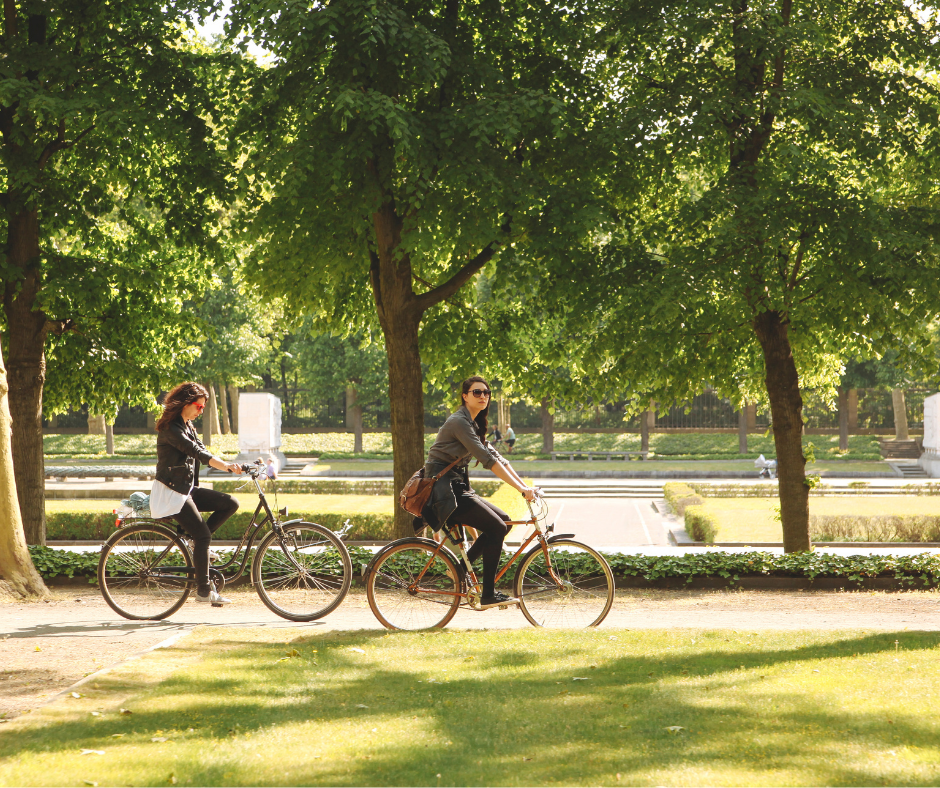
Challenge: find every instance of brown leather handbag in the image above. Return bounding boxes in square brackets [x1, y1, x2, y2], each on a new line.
[399, 457, 462, 517]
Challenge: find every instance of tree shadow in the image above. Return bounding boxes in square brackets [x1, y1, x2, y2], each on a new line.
[2, 629, 939, 786]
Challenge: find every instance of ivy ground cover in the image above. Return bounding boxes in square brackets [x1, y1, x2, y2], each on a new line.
[3, 628, 940, 787]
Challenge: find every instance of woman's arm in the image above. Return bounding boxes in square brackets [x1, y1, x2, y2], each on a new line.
[489, 462, 536, 501]
[208, 456, 242, 474]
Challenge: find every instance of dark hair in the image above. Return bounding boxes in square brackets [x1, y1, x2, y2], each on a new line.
[155, 382, 209, 431]
[460, 376, 490, 442]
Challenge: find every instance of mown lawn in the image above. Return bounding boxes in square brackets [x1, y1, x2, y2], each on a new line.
[703, 496, 940, 542]
[2, 628, 939, 787]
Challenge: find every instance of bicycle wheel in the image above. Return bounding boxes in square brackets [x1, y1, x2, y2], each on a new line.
[98, 522, 193, 620]
[366, 541, 461, 630]
[513, 539, 615, 628]
[252, 522, 352, 621]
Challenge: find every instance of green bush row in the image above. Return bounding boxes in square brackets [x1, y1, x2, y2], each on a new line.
[662, 483, 704, 515]
[810, 515, 940, 543]
[684, 506, 719, 542]
[47, 511, 395, 541]
[209, 478, 501, 497]
[29, 546, 940, 590]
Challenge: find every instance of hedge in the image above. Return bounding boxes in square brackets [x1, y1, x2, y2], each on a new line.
[662, 483, 704, 515]
[27, 546, 940, 590]
[810, 514, 940, 543]
[47, 510, 395, 541]
[209, 478, 501, 497]
[688, 482, 940, 498]
[684, 506, 719, 543]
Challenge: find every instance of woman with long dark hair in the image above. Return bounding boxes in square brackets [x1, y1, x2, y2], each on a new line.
[421, 375, 536, 609]
[152, 382, 242, 606]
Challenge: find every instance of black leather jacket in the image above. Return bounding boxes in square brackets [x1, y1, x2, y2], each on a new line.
[155, 417, 214, 494]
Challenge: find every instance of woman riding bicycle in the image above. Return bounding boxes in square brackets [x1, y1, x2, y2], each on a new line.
[420, 376, 537, 609]
[152, 382, 242, 606]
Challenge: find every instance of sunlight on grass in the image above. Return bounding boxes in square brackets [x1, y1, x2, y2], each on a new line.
[3, 628, 940, 787]
[707, 497, 940, 542]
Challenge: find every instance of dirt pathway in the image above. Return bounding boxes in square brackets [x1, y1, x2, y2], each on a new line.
[3, 587, 939, 721]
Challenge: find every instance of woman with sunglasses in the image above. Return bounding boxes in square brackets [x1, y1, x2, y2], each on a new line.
[421, 375, 537, 609]
[152, 382, 242, 606]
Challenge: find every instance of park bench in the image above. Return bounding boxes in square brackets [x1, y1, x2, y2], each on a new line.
[549, 450, 649, 462]
[45, 466, 157, 483]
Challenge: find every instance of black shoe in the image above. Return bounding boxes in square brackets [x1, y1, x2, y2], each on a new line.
[479, 591, 520, 609]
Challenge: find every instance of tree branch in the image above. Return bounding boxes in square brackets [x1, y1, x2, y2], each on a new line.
[44, 318, 78, 336]
[37, 123, 95, 170]
[414, 215, 512, 312]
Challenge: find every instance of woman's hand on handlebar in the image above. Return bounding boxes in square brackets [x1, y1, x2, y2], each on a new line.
[521, 486, 538, 502]
[224, 462, 242, 474]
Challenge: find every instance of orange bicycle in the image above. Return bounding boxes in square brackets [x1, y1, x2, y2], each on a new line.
[364, 493, 614, 630]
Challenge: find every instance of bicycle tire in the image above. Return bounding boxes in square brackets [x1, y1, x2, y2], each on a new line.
[366, 540, 461, 630]
[513, 539, 615, 628]
[98, 521, 194, 620]
[252, 522, 352, 621]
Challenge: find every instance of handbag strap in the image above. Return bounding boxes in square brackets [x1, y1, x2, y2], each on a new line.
[429, 456, 464, 482]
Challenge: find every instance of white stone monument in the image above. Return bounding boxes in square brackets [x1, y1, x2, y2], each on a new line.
[918, 392, 940, 477]
[235, 393, 286, 471]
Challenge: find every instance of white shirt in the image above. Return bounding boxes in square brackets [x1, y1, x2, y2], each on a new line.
[149, 479, 193, 519]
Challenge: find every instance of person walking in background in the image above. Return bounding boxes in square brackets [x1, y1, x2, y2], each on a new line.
[419, 376, 536, 609]
[153, 382, 242, 606]
[504, 424, 516, 453]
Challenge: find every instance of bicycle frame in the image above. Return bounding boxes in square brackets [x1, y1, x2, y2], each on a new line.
[405, 497, 566, 607]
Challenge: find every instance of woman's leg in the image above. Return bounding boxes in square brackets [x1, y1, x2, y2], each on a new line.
[189, 487, 240, 534]
[174, 497, 213, 597]
[454, 496, 510, 599]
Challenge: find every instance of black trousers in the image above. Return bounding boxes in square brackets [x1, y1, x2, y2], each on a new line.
[173, 486, 239, 595]
[452, 493, 510, 597]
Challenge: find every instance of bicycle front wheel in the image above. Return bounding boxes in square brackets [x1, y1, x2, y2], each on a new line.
[513, 539, 615, 628]
[366, 541, 461, 630]
[98, 522, 193, 620]
[252, 522, 352, 621]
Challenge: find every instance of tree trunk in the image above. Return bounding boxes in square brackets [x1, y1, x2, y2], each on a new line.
[146, 411, 156, 431]
[105, 421, 115, 455]
[0, 339, 49, 598]
[210, 384, 222, 436]
[753, 310, 810, 553]
[203, 381, 215, 447]
[87, 414, 106, 434]
[892, 388, 909, 441]
[4, 208, 48, 546]
[346, 386, 364, 453]
[382, 316, 425, 539]
[228, 386, 239, 434]
[738, 405, 748, 454]
[540, 397, 555, 454]
[838, 387, 849, 452]
[640, 408, 650, 454]
[219, 383, 231, 434]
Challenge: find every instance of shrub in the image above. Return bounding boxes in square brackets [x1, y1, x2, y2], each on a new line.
[662, 483, 704, 515]
[810, 515, 940, 543]
[210, 478, 501, 497]
[684, 505, 719, 543]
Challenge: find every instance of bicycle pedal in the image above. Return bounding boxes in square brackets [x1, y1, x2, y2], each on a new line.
[211, 603, 223, 608]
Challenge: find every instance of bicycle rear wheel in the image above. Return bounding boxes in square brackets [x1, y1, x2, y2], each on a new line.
[513, 539, 614, 628]
[98, 522, 193, 620]
[252, 522, 352, 621]
[366, 541, 461, 630]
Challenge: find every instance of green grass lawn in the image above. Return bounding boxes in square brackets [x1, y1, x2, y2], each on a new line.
[43, 432, 887, 461]
[703, 496, 940, 542]
[3, 628, 940, 787]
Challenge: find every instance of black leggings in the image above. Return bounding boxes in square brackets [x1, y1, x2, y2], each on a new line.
[174, 486, 239, 595]
[452, 494, 510, 597]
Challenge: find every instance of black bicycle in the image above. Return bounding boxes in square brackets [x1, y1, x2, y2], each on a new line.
[97, 460, 353, 621]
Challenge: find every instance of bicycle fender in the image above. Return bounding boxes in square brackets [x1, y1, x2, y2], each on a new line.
[546, 533, 577, 543]
[364, 537, 455, 577]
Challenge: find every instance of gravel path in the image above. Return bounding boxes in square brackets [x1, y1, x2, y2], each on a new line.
[3, 587, 939, 721]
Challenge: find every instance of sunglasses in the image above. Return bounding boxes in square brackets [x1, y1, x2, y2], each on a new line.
[469, 388, 491, 398]
[191, 401, 206, 412]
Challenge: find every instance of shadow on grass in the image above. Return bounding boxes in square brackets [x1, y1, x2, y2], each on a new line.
[3, 629, 940, 786]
